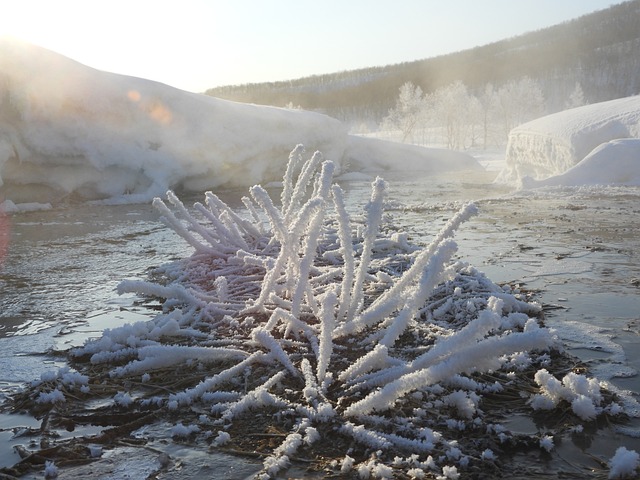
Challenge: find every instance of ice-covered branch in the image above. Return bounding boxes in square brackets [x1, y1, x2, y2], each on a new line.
[317, 289, 337, 385]
[346, 177, 387, 322]
[283, 150, 324, 224]
[344, 320, 553, 417]
[378, 239, 458, 348]
[331, 185, 355, 322]
[335, 202, 477, 338]
[152, 195, 215, 255]
[281, 144, 306, 214]
[252, 329, 299, 377]
[111, 345, 248, 377]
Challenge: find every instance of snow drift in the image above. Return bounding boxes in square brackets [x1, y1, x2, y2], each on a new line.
[0, 38, 479, 205]
[497, 95, 640, 185]
[522, 138, 640, 188]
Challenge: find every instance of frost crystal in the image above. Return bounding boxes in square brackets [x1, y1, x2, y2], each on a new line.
[609, 447, 640, 479]
[44, 460, 58, 479]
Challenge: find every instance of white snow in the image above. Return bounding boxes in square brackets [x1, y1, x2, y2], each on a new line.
[0, 37, 480, 205]
[521, 139, 640, 188]
[170, 422, 200, 438]
[496, 95, 640, 186]
[609, 447, 640, 479]
[539, 435, 554, 452]
[530, 369, 605, 421]
[44, 460, 59, 479]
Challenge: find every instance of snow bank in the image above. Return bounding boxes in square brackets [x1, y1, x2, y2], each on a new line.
[497, 95, 640, 185]
[0, 38, 480, 205]
[521, 138, 640, 188]
[344, 135, 481, 174]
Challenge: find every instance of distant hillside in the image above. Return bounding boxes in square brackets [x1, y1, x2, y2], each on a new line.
[205, 0, 640, 127]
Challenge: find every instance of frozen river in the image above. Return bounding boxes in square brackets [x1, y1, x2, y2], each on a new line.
[2, 166, 640, 477]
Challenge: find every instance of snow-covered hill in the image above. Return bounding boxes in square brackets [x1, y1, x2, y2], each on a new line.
[497, 95, 640, 186]
[0, 38, 480, 205]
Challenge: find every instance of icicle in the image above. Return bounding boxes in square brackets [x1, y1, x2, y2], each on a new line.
[117, 279, 203, 307]
[248, 197, 324, 312]
[355, 296, 507, 389]
[221, 371, 289, 422]
[301, 358, 320, 404]
[173, 351, 266, 403]
[193, 202, 246, 250]
[165, 191, 227, 249]
[314, 160, 335, 200]
[242, 196, 263, 233]
[340, 422, 392, 450]
[214, 276, 228, 302]
[111, 345, 248, 377]
[205, 191, 262, 240]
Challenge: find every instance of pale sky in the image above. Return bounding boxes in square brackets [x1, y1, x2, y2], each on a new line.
[0, 0, 619, 93]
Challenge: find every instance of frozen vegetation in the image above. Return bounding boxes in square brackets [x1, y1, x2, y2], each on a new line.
[10, 146, 633, 479]
[0, 38, 478, 207]
[497, 95, 640, 186]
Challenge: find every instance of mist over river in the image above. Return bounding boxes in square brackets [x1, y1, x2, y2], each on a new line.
[2, 167, 640, 477]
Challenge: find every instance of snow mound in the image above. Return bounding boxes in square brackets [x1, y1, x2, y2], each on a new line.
[497, 95, 640, 185]
[521, 138, 640, 188]
[0, 38, 480, 205]
[344, 135, 481, 174]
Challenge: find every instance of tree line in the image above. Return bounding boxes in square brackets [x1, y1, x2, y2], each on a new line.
[381, 78, 585, 149]
[205, 0, 640, 141]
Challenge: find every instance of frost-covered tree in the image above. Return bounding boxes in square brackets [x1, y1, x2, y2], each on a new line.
[497, 76, 545, 138]
[478, 83, 499, 149]
[381, 81, 425, 142]
[565, 81, 586, 109]
[426, 81, 481, 150]
[433, 81, 468, 150]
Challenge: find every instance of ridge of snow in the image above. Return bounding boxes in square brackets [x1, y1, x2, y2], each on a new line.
[0, 38, 480, 205]
[497, 95, 640, 185]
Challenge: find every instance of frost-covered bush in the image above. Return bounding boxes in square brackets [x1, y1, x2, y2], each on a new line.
[60, 145, 623, 478]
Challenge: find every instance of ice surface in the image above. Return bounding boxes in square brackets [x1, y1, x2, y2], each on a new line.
[497, 95, 640, 185]
[0, 38, 480, 205]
